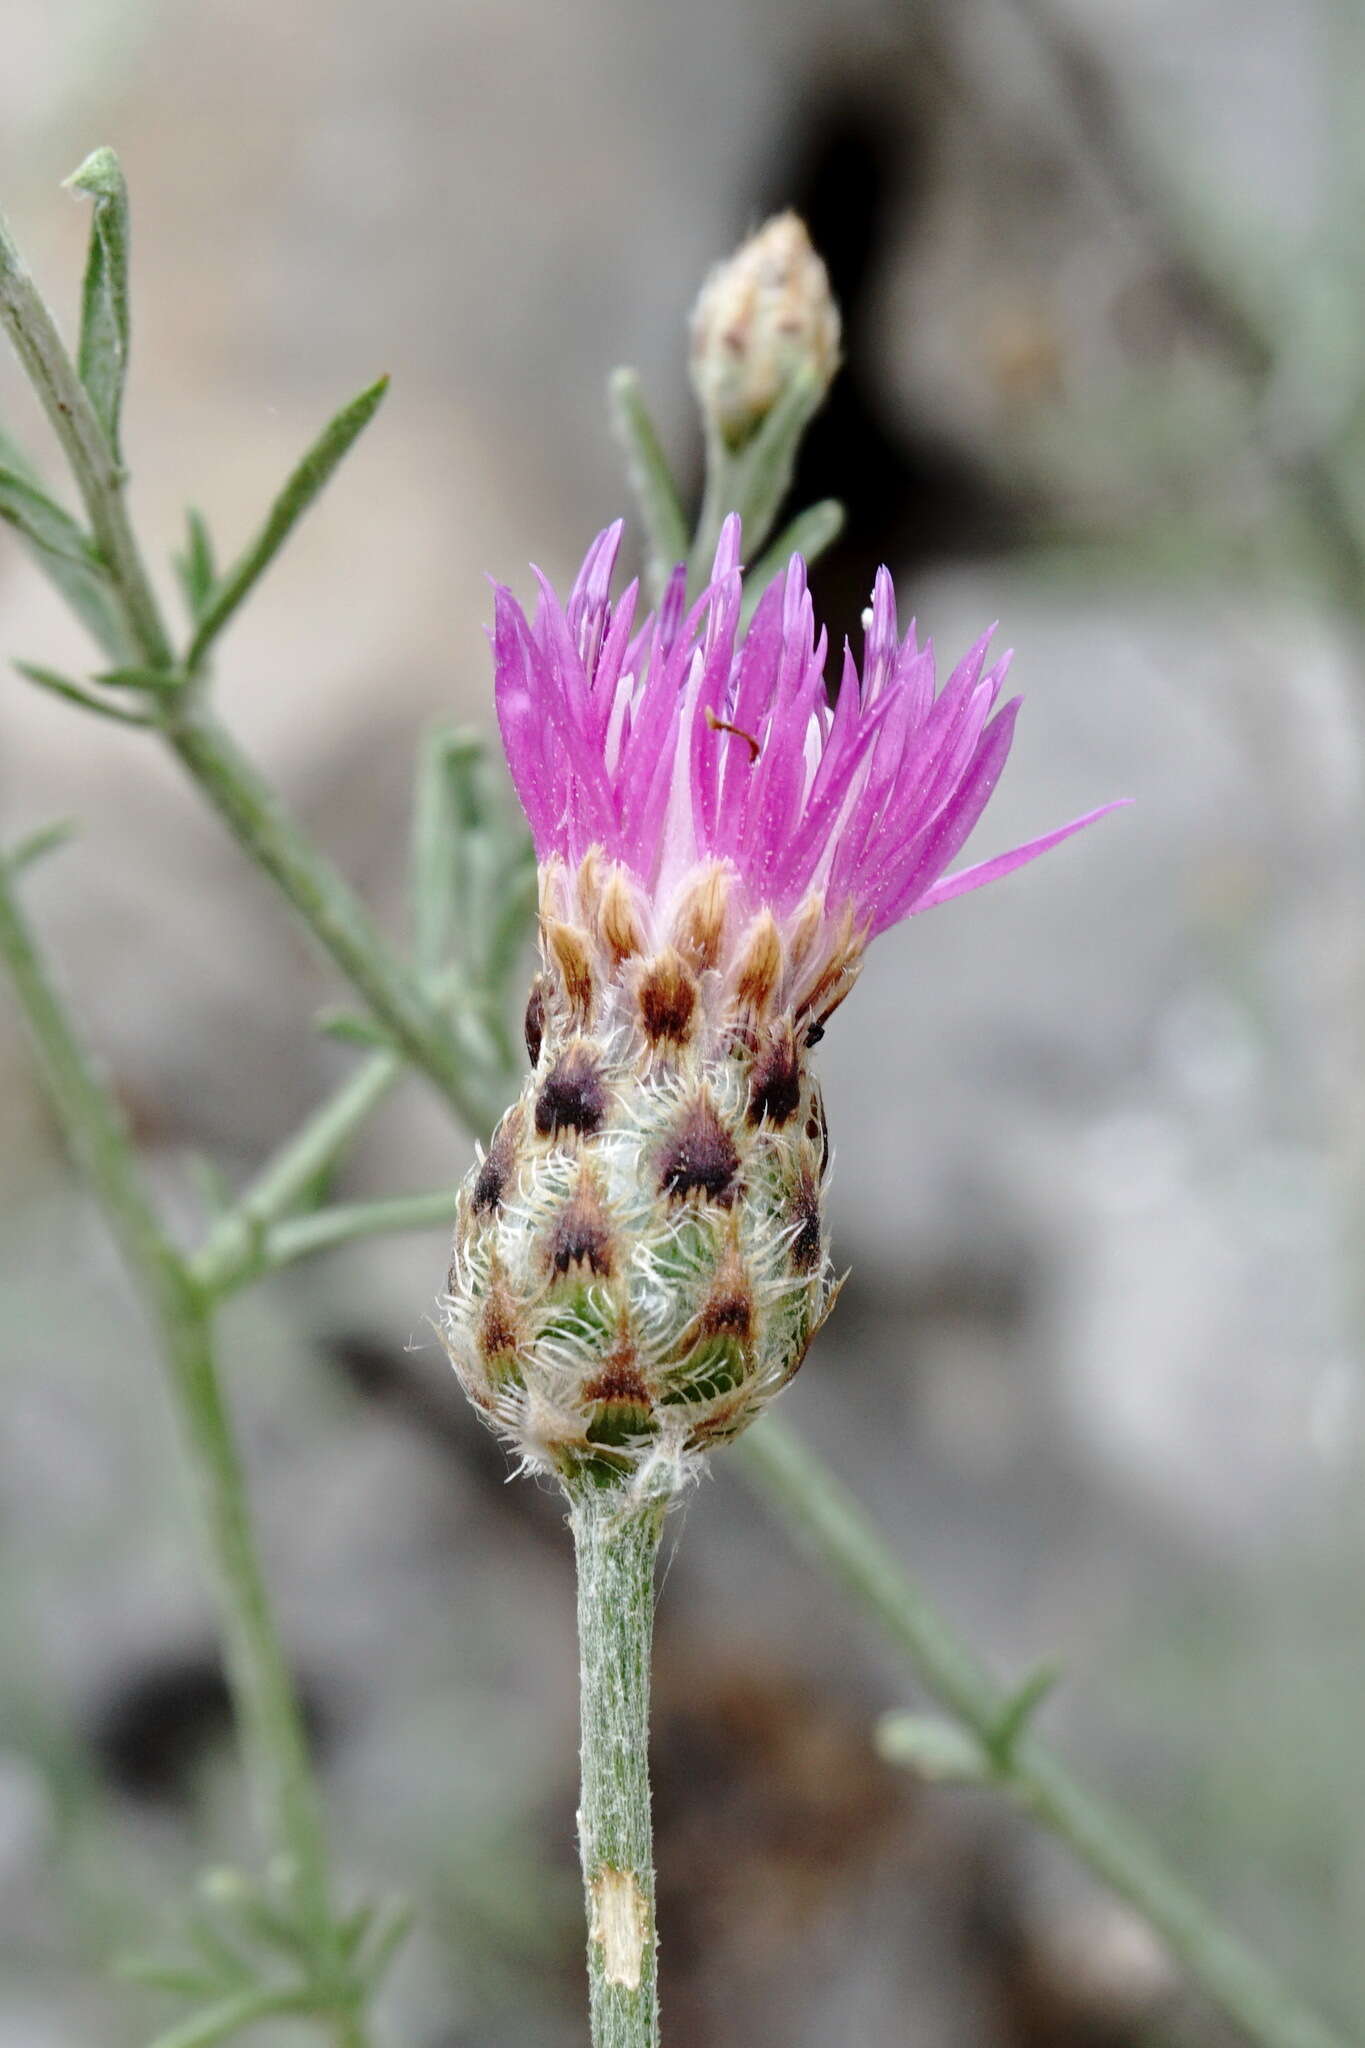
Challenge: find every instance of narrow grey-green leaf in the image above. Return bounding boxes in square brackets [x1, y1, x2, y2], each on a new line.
[66, 148, 131, 461]
[988, 1662, 1061, 1765]
[691, 361, 827, 579]
[14, 660, 152, 725]
[410, 728, 483, 979]
[355, 1897, 416, 1989]
[608, 366, 688, 597]
[5, 818, 78, 874]
[174, 506, 217, 620]
[93, 663, 185, 694]
[722, 361, 826, 560]
[0, 423, 129, 656]
[144, 1984, 317, 2048]
[186, 376, 390, 671]
[336, 1903, 375, 1962]
[0, 464, 100, 567]
[742, 498, 845, 625]
[314, 1007, 398, 1050]
[113, 1956, 219, 1998]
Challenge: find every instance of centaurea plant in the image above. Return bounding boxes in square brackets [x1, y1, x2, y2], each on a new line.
[0, 167, 1349, 2048]
[444, 502, 1120, 2037]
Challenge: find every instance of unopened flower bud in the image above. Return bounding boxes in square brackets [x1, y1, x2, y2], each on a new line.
[689, 213, 841, 451]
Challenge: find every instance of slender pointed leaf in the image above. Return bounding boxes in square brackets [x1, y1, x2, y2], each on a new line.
[66, 148, 131, 461]
[0, 423, 130, 656]
[723, 361, 827, 559]
[410, 728, 484, 979]
[0, 464, 100, 568]
[989, 1662, 1062, 1765]
[186, 376, 389, 671]
[114, 1957, 220, 1998]
[314, 1008, 398, 1050]
[743, 498, 845, 623]
[336, 1903, 375, 1962]
[691, 361, 827, 578]
[14, 660, 152, 725]
[200, 1866, 314, 1965]
[144, 1984, 317, 2048]
[5, 818, 78, 875]
[608, 366, 688, 594]
[174, 506, 217, 620]
[93, 663, 185, 694]
[355, 1897, 416, 1989]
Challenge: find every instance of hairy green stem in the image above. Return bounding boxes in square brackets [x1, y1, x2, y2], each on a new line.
[0, 865, 364, 2042]
[738, 1417, 1350, 2048]
[263, 1187, 457, 1269]
[569, 1484, 666, 2048]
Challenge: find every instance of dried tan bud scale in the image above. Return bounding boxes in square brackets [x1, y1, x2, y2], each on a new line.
[440, 854, 849, 1488]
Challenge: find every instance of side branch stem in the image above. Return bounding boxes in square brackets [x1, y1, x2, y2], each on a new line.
[0, 866, 361, 2036]
[569, 1484, 666, 2048]
[738, 1417, 1349, 2048]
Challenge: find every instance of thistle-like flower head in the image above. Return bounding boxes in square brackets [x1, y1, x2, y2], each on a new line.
[444, 521, 1119, 1489]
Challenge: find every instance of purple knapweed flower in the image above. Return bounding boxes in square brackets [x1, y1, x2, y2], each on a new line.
[493, 514, 1119, 1036]
[442, 517, 1121, 1484]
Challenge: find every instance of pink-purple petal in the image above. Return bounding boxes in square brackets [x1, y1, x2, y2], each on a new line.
[489, 519, 1125, 950]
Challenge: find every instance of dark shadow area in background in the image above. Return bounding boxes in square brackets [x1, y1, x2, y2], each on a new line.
[753, 78, 1037, 629]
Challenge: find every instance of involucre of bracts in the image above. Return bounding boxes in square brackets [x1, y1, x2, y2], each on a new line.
[441, 854, 839, 1489]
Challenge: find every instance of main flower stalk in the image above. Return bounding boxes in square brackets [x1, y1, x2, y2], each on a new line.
[571, 1482, 666, 2048]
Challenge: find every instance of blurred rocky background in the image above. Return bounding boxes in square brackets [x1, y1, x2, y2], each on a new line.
[2, 0, 1364, 2042]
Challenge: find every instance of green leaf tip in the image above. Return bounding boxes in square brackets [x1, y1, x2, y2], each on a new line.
[64, 146, 126, 201]
[175, 506, 218, 621]
[184, 373, 391, 672]
[66, 144, 131, 462]
[987, 1661, 1062, 1766]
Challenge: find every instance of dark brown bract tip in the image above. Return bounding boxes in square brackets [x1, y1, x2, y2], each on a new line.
[747, 1021, 802, 1127]
[695, 1259, 754, 1343]
[636, 949, 699, 1049]
[583, 1351, 653, 1411]
[524, 977, 545, 1067]
[535, 1042, 607, 1138]
[478, 1273, 524, 1369]
[658, 1094, 741, 1207]
[789, 1165, 823, 1273]
[546, 1172, 616, 1277]
[472, 1105, 523, 1215]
